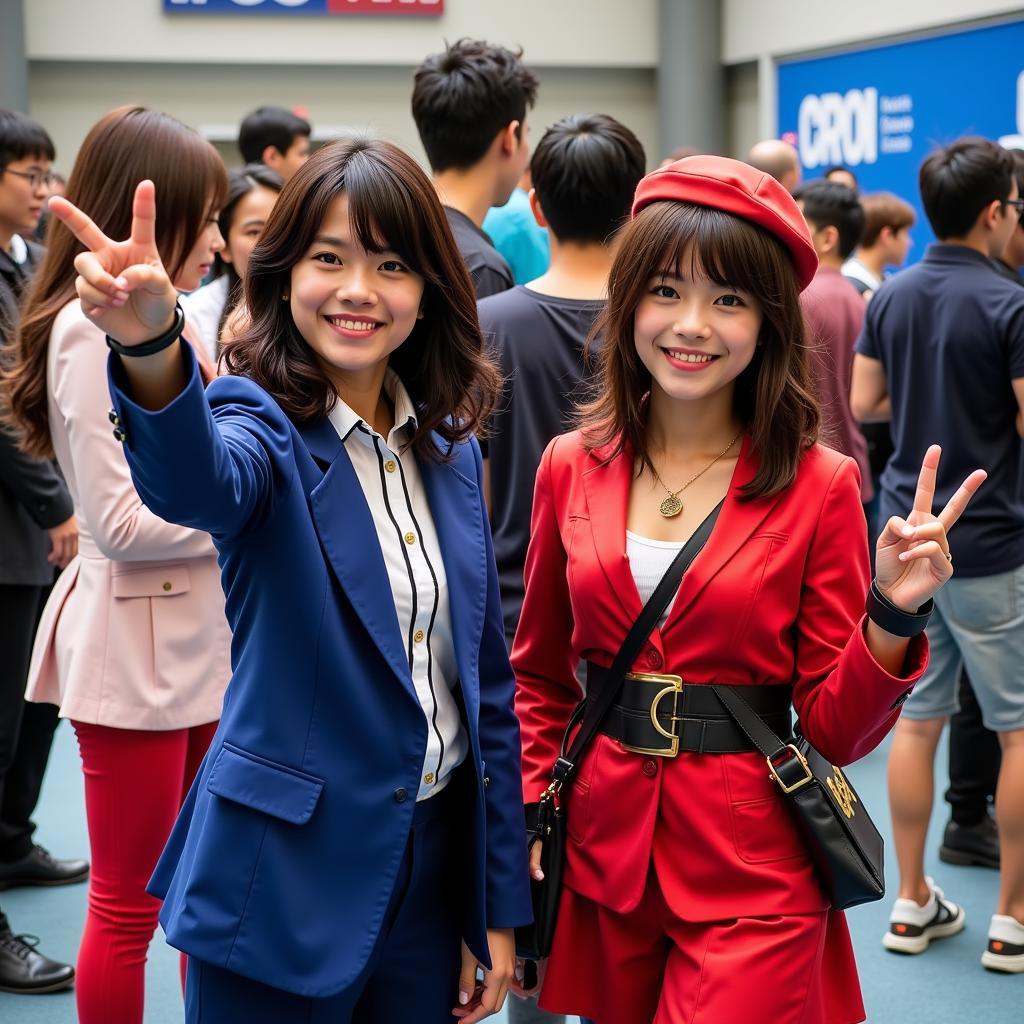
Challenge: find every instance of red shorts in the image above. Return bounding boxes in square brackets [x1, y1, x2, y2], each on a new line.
[538, 875, 865, 1024]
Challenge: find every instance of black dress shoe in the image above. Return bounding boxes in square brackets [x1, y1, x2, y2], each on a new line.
[939, 815, 1000, 869]
[0, 845, 89, 890]
[0, 923, 75, 994]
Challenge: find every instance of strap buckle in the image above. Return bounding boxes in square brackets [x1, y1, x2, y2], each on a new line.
[766, 744, 813, 793]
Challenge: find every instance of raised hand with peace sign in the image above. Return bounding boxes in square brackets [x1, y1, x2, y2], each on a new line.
[874, 444, 986, 614]
[49, 179, 180, 346]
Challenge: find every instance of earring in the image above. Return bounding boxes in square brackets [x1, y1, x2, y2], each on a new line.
[281, 293, 289, 301]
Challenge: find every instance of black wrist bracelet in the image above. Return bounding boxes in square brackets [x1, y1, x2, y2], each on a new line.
[105, 303, 185, 358]
[866, 579, 933, 638]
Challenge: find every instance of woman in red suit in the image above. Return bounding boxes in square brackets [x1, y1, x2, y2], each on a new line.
[513, 156, 985, 1023]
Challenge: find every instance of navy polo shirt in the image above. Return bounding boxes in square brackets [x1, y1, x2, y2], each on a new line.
[855, 244, 1024, 577]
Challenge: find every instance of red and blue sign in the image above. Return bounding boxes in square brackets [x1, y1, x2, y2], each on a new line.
[164, 0, 443, 15]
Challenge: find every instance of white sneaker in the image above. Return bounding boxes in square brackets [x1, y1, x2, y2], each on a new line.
[882, 877, 966, 954]
[982, 914, 1024, 973]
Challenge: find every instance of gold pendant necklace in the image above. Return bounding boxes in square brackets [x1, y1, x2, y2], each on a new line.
[651, 431, 742, 519]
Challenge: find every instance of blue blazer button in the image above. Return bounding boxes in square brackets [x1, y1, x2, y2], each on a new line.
[394, 788, 408, 803]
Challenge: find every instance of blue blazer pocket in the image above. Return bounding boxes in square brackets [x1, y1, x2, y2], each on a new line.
[206, 743, 325, 826]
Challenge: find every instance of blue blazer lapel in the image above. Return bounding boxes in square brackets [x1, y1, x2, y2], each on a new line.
[419, 447, 486, 717]
[297, 419, 413, 692]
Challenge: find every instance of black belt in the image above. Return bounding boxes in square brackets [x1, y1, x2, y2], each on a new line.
[586, 662, 792, 758]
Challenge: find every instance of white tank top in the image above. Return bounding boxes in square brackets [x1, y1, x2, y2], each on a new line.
[626, 530, 685, 625]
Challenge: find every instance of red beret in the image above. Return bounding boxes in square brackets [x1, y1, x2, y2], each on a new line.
[631, 155, 819, 291]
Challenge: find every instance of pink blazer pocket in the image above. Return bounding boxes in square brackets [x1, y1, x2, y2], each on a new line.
[110, 565, 191, 598]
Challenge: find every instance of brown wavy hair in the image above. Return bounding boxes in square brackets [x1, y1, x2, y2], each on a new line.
[221, 137, 499, 460]
[3, 106, 227, 459]
[579, 201, 820, 499]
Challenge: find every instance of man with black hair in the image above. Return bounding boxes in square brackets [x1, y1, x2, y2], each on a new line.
[412, 39, 539, 299]
[936, 149, 1024, 878]
[852, 136, 1024, 973]
[237, 105, 311, 182]
[479, 111, 645, 1024]
[0, 108, 80, 995]
[824, 164, 858, 193]
[995, 149, 1024, 285]
[794, 180, 872, 507]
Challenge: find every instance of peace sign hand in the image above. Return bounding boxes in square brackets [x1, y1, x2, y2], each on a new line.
[49, 179, 178, 347]
[875, 445, 987, 613]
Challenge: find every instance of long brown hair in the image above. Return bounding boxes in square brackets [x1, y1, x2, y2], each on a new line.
[221, 137, 499, 460]
[3, 106, 227, 458]
[579, 201, 820, 499]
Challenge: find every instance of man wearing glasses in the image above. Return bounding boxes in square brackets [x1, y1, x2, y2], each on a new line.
[0, 109, 83, 995]
[852, 137, 1024, 974]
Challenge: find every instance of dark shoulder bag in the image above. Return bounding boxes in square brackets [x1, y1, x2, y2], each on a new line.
[711, 685, 885, 910]
[515, 502, 723, 961]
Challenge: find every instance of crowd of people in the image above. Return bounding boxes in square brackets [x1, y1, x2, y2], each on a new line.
[0, 34, 1019, 1024]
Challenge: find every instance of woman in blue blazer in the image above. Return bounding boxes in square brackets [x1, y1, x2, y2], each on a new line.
[50, 138, 532, 1023]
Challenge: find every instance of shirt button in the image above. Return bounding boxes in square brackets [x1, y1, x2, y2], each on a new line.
[404, 532, 416, 545]
[642, 760, 658, 778]
[394, 788, 408, 803]
[384, 460, 397, 473]
[646, 648, 663, 669]
[112, 427, 127, 443]
[107, 409, 120, 426]
[424, 772, 435, 785]
[414, 629, 425, 644]
[162, 581, 172, 592]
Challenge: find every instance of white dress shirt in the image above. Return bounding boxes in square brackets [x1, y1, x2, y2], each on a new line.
[327, 370, 467, 801]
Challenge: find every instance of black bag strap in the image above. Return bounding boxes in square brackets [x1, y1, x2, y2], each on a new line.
[549, 500, 724, 791]
[710, 683, 789, 761]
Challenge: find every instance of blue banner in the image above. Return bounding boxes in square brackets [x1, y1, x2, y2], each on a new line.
[778, 18, 1024, 262]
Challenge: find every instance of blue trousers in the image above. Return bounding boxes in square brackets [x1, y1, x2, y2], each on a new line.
[184, 782, 463, 1022]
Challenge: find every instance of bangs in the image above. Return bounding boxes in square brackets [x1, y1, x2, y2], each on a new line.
[344, 149, 432, 278]
[642, 202, 793, 306]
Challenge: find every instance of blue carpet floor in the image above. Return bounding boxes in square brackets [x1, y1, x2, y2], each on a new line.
[0, 723, 1017, 1022]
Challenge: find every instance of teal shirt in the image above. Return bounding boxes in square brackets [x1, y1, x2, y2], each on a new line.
[482, 188, 550, 285]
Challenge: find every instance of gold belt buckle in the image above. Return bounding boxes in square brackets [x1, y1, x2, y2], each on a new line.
[619, 672, 684, 758]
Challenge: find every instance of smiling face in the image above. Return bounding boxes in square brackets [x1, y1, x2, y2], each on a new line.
[288, 193, 425, 392]
[633, 247, 763, 408]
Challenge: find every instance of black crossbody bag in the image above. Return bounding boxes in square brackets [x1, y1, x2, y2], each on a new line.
[711, 685, 885, 910]
[515, 503, 723, 961]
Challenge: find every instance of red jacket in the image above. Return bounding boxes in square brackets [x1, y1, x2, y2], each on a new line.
[513, 431, 927, 922]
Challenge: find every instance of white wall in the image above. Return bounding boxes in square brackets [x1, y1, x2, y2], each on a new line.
[29, 61, 658, 177]
[723, 0, 1024, 63]
[26, 0, 659, 174]
[25, 0, 658, 67]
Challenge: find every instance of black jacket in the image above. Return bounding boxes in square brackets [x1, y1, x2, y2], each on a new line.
[0, 238, 74, 586]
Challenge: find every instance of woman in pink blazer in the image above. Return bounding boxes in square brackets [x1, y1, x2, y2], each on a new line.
[4, 107, 231, 1024]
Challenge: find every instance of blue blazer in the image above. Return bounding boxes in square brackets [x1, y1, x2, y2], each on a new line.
[108, 345, 532, 998]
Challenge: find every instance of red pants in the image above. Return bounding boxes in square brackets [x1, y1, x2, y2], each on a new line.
[72, 720, 217, 1024]
[539, 875, 864, 1024]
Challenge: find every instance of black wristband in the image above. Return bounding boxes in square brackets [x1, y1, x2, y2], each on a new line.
[866, 579, 933, 638]
[105, 303, 185, 358]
